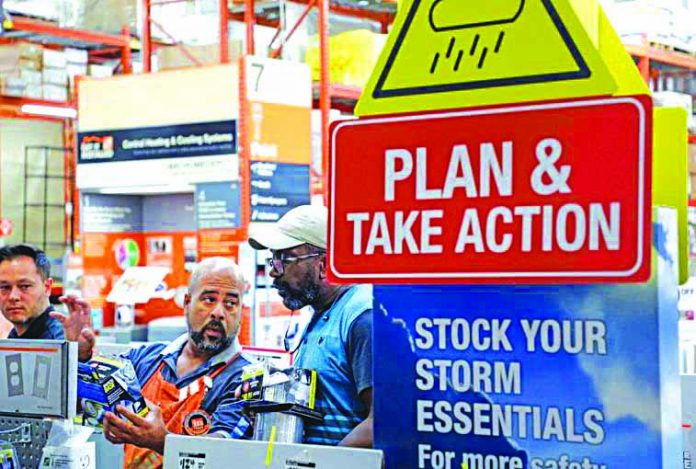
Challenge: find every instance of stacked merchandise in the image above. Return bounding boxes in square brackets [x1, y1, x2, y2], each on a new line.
[59, 0, 136, 36]
[600, 0, 696, 54]
[88, 63, 114, 79]
[66, 47, 89, 95]
[42, 48, 69, 102]
[0, 42, 43, 98]
[0, 42, 112, 101]
[157, 40, 244, 71]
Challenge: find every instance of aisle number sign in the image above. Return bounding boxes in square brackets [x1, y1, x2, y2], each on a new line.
[356, 0, 617, 115]
[329, 96, 652, 283]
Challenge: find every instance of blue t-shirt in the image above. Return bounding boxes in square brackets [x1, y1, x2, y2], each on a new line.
[8, 306, 64, 340]
[293, 284, 373, 445]
[125, 334, 253, 439]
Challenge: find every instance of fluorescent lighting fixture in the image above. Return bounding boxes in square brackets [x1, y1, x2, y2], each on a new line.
[98, 184, 195, 195]
[20, 104, 77, 119]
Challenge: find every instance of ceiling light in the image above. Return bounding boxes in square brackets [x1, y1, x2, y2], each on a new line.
[20, 104, 77, 119]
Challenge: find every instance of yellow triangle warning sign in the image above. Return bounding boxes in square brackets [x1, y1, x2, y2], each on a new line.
[356, 0, 618, 115]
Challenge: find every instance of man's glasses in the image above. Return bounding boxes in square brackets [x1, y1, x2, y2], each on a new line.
[266, 253, 322, 275]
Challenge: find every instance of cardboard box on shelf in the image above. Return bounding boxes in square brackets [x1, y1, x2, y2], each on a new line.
[43, 67, 69, 86]
[157, 40, 244, 71]
[689, 144, 696, 174]
[67, 64, 89, 80]
[601, 0, 696, 53]
[0, 42, 43, 62]
[0, 76, 24, 97]
[0, 75, 25, 89]
[24, 84, 43, 99]
[1, 88, 24, 98]
[43, 83, 69, 102]
[88, 63, 114, 78]
[20, 69, 42, 85]
[43, 49, 68, 69]
[59, 0, 136, 36]
[0, 58, 42, 74]
[65, 47, 89, 65]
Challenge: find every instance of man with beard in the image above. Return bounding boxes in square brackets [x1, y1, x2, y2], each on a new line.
[248, 205, 373, 447]
[101, 257, 253, 468]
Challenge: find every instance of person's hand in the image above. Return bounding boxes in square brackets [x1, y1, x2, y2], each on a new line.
[52, 295, 95, 361]
[103, 403, 168, 454]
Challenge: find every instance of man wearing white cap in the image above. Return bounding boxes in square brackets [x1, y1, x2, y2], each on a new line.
[248, 204, 373, 448]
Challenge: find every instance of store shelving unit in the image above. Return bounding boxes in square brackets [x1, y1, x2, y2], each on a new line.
[223, 0, 396, 196]
[136, 0, 396, 199]
[0, 14, 135, 256]
[0, 15, 135, 117]
[626, 42, 696, 86]
[139, 1, 696, 197]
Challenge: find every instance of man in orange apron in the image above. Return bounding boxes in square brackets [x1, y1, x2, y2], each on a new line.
[101, 257, 254, 468]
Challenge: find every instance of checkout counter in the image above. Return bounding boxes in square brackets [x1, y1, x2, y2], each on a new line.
[0, 338, 383, 469]
[164, 435, 383, 468]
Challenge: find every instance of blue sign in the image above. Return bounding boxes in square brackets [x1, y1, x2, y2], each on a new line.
[77, 120, 236, 164]
[373, 213, 680, 469]
[195, 181, 241, 229]
[143, 193, 195, 232]
[81, 194, 143, 233]
[250, 162, 310, 223]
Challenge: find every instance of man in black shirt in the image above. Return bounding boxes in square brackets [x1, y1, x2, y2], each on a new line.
[0, 244, 92, 351]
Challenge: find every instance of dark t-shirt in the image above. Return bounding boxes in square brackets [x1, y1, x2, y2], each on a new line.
[346, 309, 372, 395]
[8, 306, 64, 340]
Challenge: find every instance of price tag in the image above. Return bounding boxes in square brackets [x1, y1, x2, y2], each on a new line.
[178, 452, 206, 469]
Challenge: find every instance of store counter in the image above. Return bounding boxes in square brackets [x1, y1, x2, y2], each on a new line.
[163, 434, 384, 469]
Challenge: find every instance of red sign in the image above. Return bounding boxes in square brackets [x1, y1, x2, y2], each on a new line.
[0, 219, 12, 237]
[328, 96, 652, 284]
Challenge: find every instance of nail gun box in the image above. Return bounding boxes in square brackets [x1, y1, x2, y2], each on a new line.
[76, 355, 149, 427]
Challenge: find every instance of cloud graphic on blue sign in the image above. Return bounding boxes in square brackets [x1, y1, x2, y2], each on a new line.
[567, 227, 680, 436]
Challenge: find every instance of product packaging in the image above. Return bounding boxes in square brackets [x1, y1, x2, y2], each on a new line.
[76, 355, 149, 427]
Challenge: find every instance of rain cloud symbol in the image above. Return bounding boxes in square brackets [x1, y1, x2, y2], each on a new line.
[429, 0, 525, 32]
[428, 0, 525, 73]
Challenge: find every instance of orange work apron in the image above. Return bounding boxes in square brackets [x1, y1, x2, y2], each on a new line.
[123, 356, 236, 469]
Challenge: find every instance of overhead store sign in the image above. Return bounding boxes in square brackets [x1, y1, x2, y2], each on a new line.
[77, 120, 236, 164]
[329, 96, 652, 283]
[250, 162, 310, 223]
[195, 181, 241, 229]
[355, 0, 617, 115]
[81, 194, 143, 233]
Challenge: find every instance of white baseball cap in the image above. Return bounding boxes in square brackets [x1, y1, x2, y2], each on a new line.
[248, 204, 328, 251]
